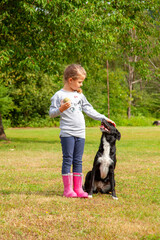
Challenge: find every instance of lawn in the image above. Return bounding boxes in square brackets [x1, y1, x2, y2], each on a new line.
[0, 127, 160, 240]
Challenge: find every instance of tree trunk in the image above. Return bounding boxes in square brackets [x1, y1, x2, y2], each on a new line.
[0, 113, 7, 140]
[127, 27, 137, 119]
[106, 60, 110, 118]
[127, 62, 134, 119]
[127, 82, 132, 119]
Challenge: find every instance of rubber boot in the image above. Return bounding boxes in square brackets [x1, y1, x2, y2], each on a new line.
[73, 173, 88, 198]
[62, 173, 77, 198]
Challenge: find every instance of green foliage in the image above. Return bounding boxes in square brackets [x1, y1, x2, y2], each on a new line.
[116, 116, 156, 127]
[0, 0, 160, 126]
[83, 67, 128, 117]
[1, 72, 59, 126]
[0, 85, 13, 116]
[1, 119, 11, 129]
[16, 116, 60, 128]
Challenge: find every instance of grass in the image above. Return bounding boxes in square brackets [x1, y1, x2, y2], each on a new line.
[0, 127, 160, 240]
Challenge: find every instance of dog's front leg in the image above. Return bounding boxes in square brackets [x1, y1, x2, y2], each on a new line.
[88, 163, 100, 198]
[109, 165, 118, 200]
[87, 168, 95, 198]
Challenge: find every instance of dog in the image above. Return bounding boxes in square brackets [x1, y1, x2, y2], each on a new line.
[153, 121, 160, 126]
[84, 119, 121, 200]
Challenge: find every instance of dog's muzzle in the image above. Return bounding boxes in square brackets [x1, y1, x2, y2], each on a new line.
[100, 122, 110, 133]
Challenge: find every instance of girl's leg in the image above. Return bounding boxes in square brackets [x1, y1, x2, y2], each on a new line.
[72, 137, 85, 173]
[60, 137, 77, 197]
[73, 137, 88, 198]
[61, 136, 75, 174]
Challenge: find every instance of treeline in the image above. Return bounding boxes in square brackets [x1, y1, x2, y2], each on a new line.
[0, 0, 160, 131]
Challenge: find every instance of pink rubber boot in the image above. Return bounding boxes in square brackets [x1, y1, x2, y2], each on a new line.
[62, 173, 77, 198]
[73, 173, 88, 198]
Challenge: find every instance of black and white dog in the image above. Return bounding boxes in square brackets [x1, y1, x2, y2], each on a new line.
[84, 119, 121, 200]
[153, 121, 160, 126]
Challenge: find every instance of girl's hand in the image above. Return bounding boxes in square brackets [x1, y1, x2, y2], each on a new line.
[107, 119, 116, 127]
[59, 100, 71, 113]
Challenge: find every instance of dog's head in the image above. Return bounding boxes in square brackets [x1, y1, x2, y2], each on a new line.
[100, 119, 121, 141]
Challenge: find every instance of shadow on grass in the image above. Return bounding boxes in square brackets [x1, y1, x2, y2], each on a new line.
[0, 189, 63, 197]
[5, 137, 60, 145]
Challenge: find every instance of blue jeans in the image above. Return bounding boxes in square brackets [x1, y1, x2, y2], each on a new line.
[60, 136, 85, 174]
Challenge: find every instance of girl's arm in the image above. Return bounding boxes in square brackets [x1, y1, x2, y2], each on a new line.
[49, 94, 61, 118]
[82, 94, 116, 127]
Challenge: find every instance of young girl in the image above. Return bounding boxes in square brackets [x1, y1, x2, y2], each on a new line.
[49, 64, 116, 198]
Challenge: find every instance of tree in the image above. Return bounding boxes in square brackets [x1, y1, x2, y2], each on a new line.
[0, 113, 7, 140]
[0, 0, 116, 126]
[0, 85, 13, 139]
[108, 0, 160, 118]
[0, 0, 160, 127]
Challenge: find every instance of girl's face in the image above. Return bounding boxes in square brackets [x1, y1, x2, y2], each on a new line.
[68, 76, 85, 91]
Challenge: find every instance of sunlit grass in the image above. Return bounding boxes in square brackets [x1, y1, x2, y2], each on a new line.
[0, 127, 160, 239]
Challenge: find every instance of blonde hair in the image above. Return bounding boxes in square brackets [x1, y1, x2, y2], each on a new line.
[63, 64, 86, 82]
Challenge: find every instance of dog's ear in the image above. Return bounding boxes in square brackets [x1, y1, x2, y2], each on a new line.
[116, 130, 121, 140]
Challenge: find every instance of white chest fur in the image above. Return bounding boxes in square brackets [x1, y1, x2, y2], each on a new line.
[98, 137, 113, 179]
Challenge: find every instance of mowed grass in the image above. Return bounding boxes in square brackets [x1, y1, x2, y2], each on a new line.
[0, 127, 160, 240]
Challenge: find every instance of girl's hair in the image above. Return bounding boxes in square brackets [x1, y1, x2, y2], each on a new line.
[63, 64, 86, 82]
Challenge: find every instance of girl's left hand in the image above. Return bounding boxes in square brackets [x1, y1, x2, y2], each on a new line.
[107, 120, 116, 127]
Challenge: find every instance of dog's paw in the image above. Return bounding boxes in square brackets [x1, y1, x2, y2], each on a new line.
[112, 196, 118, 200]
[88, 195, 93, 198]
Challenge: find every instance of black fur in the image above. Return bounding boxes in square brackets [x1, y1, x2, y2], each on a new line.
[84, 119, 121, 199]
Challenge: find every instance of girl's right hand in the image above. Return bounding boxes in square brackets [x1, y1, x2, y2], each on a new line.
[59, 100, 71, 113]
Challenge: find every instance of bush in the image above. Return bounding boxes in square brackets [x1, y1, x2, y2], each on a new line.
[2, 115, 158, 128]
[17, 116, 60, 128]
[116, 116, 156, 126]
[2, 119, 12, 129]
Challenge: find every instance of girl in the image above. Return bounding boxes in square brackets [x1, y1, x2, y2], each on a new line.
[49, 64, 116, 198]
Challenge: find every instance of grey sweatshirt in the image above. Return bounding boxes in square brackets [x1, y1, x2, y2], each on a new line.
[49, 89, 109, 138]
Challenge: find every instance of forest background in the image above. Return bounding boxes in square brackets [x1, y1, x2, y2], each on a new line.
[0, 0, 160, 138]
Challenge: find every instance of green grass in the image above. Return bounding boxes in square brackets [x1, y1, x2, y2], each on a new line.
[0, 127, 160, 240]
